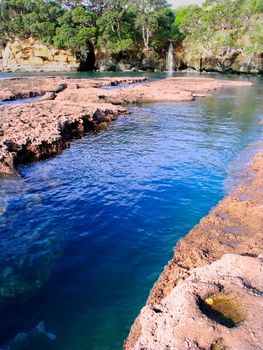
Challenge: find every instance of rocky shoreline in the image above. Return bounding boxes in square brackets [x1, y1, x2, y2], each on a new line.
[0, 76, 146, 176]
[0, 75, 261, 349]
[125, 151, 263, 350]
[0, 76, 252, 176]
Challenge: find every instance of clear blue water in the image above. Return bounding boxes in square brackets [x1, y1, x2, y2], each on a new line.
[0, 73, 262, 350]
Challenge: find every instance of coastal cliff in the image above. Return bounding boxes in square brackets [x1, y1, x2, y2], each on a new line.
[1, 38, 262, 74]
[0, 38, 79, 72]
[174, 43, 263, 75]
[0, 39, 167, 73]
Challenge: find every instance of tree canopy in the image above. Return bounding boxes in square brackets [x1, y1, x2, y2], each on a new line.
[0, 0, 262, 63]
[0, 0, 175, 58]
[177, 0, 263, 55]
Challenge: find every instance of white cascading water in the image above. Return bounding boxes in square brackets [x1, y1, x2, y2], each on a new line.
[166, 42, 174, 75]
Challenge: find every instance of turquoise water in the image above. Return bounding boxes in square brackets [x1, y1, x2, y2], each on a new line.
[0, 73, 262, 350]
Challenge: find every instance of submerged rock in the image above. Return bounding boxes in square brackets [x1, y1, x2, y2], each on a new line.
[0, 321, 56, 350]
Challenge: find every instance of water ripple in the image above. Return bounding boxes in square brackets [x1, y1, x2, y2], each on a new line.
[0, 79, 262, 350]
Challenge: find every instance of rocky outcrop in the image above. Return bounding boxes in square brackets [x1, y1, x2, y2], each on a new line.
[0, 38, 166, 73]
[56, 77, 253, 105]
[0, 76, 68, 101]
[0, 76, 153, 176]
[127, 254, 263, 350]
[175, 43, 263, 74]
[0, 101, 127, 176]
[0, 76, 147, 102]
[0, 76, 252, 176]
[125, 151, 263, 349]
[95, 48, 166, 72]
[0, 38, 79, 72]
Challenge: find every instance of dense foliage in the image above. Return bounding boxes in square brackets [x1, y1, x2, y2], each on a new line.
[0, 0, 175, 60]
[0, 0, 262, 64]
[176, 0, 263, 55]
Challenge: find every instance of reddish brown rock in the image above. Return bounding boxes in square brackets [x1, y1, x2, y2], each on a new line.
[0, 101, 126, 176]
[128, 254, 263, 350]
[0, 76, 147, 101]
[0, 76, 68, 101]
[125, 152, 263, 350]
[0, 76, 149, 176]
[0, 76, 253, 176]
[56, 77, 253, 104]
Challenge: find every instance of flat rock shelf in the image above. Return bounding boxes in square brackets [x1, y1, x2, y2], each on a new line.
[125, 151, 263, 350]
[0, 76, 252, 176]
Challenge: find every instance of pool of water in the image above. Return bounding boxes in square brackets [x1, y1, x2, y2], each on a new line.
[0, 74, 262, 350]
[0, 96, 42, 105]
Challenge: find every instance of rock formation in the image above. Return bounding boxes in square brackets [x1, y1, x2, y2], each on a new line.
[168, 41, 263, 75]
[127, 254, 263, 350]
[0, 38, 262, 74]
[0, 38, 168, 73]
[0, 38, 79, 72]
[55, 77, 252, 104]
[0, 76, 252, 176]
[95, 48, 167, 72]
[125, 151, 263, 350]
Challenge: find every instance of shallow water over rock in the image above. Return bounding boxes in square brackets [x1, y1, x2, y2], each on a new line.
[0, 96, 42, 105]
[0, 74, 262, 350]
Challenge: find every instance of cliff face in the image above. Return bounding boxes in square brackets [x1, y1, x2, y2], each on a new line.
[95, 47, 166, 72]
[0, 38, 262, 74]
[0, 39, 165, 73]
[175, 43, 263, 74]
[0, 38, 79, 72]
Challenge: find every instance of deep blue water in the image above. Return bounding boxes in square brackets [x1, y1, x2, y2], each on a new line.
[0, 74, 262, 350]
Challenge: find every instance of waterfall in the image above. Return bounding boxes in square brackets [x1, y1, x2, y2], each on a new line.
[166, 42, 174, 74]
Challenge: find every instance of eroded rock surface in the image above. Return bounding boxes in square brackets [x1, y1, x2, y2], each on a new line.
[128, 254, 263, 350]
[0, 76, 252, 176]
[0, 77, 149, 175]
[1, 38, 79, 72]
[177, 43, 263, 75]
[0, 101, 126, 176]
[0, 76, 147, 101]
[125, 152, 263, 350]
[56, 77, 253, 104]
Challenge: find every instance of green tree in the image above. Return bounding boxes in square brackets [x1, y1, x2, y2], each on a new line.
[96, 0, 138, 53]
[53, 6, 97, 59]
[133, 0, 170, 49]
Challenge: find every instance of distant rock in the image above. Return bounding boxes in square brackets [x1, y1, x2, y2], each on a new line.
[0, 38, 79, 72]
[175, 43, 263, 75]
